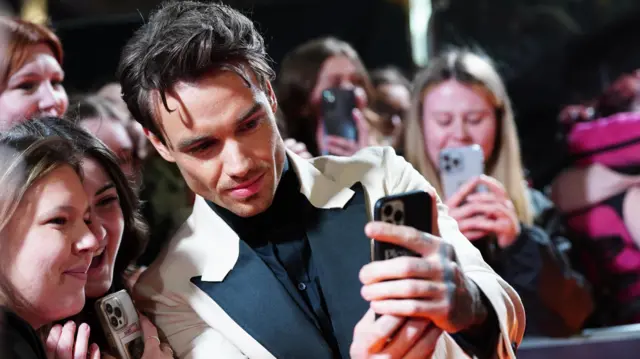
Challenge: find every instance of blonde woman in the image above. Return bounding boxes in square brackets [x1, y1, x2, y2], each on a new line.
[404, 49, 593, 337]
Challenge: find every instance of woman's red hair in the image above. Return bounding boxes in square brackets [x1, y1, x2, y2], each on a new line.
[0, 17, 63, 86]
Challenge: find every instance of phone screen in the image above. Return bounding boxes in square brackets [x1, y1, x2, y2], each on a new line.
[321, 88, 358, 144]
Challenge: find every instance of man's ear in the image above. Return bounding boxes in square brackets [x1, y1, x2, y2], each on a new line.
[265, 80, 278, 114]
[144, 128, 176, 163]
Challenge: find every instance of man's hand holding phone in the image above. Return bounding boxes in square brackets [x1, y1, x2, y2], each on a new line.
[351, 193, 490, 358]
[360, 222, 488, 333]
[350, 309, 442, 359]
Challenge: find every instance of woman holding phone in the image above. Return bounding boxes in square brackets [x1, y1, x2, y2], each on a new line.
[276, 37, 375, 156]
[403, 49, 594, 337]
[2, 117, 174, 358]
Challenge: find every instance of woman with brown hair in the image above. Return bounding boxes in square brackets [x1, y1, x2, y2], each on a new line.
[6, 117, 174, 358]
[404, 49, 594, 337]
[0, 132, 101, 359]
[276, 37, 378, 157]
[0, 17, 67, 130]
[68, 94, 141, 183]
[370, 66, 412, 151]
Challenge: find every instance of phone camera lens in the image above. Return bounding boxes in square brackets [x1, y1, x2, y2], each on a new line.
[394, 210, 404, 223]
[452, 158, 460, 167]
[114, 307, 122, 318]
[444, 165, 451, 172]
[105, 304, 113, 314]
[110, 317, 118, 327]
[323, 90, 335, 103]
[383, 204, 393, 217]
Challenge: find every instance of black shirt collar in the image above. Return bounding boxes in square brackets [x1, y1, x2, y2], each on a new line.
[207, 156, 301, 240]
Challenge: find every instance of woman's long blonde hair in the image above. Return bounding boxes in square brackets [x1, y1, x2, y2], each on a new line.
[405, 50, 533, 225]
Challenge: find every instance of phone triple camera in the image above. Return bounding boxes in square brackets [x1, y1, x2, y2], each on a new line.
[103, 299, 127, 330]
[381, 200, 405, 226]
[441, 153, 463, 173]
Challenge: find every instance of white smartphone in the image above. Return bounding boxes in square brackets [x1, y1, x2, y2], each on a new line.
[95, 290, 144, 359]
[439, 145, 485, 200]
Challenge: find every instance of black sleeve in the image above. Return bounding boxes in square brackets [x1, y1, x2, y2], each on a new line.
[493, 224, 594, 337]
[450, 290, 500, 359]
[0, 308, 48, 359]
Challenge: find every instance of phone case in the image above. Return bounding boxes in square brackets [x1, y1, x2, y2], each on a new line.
[95, 290, 144, 359]
[371, 190, 434, 262]
[321, 88, 358, 143]
[439, 145, 485, 200]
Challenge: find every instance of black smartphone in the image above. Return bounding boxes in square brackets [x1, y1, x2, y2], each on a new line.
[321, 88, 358, 144]
[371, 190, 434, 261]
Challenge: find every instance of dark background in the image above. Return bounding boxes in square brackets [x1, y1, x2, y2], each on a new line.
[10, 0, 640, 188]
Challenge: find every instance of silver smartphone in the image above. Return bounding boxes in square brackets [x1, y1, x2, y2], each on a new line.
[95, 290, 144, 359]
[439, 145, 485, 200]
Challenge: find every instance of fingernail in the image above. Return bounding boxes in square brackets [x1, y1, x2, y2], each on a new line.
[360, 286, 371, 300]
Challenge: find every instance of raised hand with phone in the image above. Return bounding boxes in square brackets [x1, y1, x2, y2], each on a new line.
[316, 87, 370, 156]
[446, 175, 520, 248]
[351, 189, 495, 358]
[440, 145, 520, 249]
[404, 50, 594, 338]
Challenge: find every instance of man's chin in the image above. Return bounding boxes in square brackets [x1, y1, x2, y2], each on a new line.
[225, 195, 272, 218]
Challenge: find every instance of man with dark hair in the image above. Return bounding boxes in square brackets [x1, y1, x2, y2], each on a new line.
[120, 2, 524, 358]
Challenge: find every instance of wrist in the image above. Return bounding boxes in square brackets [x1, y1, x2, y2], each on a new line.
[466, 278, 489, 329]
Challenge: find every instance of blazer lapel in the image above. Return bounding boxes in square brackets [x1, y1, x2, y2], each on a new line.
[191, 239, 334, 359]
[307, 182, 372, 359]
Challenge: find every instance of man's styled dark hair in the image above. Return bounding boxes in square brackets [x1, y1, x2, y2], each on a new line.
[117, 1, 275, 142]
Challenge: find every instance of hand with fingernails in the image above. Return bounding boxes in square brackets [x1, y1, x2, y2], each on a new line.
[445, 175, 520, 248]
[46, 313, 174, 359]
[45, 321, 100, 359]
[137, 314, 174, 359]
[350, 213, 490, 358]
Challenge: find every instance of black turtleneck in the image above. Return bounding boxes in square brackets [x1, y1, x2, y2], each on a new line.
[207, 157, 341, 356]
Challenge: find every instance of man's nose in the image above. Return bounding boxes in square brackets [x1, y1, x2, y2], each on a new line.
[223, 142, 252, 179]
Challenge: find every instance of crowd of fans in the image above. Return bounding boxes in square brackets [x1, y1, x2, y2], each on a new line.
[1, 1, 639, 358]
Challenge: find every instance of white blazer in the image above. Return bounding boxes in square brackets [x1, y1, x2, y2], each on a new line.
[133, 146, 525, 358]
